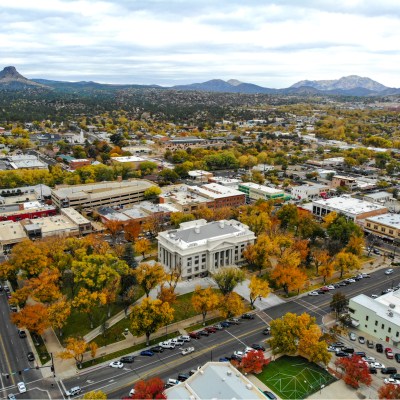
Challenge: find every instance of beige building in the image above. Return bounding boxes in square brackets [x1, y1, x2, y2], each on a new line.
[0, 221, 27, 253]
[51, 179, 154, 210]
[364, 213, 400, 240]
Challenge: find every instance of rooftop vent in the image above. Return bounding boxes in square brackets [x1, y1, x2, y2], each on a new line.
[246, 384, 253, 390]
[195, 226, 200, 234]
[227, 371, 232, 376]
[390, 303, 396, 309]
[388, 311, 394, 317]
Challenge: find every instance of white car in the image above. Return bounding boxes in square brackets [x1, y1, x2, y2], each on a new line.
[308, 291, 319, 296]
[328, 345, 340, 352]
[349, 332, 357, 341]
[181, 347, 195, 355]
[109, 361, 124, 369]
[371, 294, 379, 298]
[346, 278, 356, 283]
[171, 338, 185, 346]
[385, 378, 400, 385]
[159, 340, 175, 349]
[233, 350, 245, 359]
[362, 356, 376, 363]
[326, 285, 335, 290]
[129, 389, 135, 396]
[179, 335, 191, 342]
[167, 378, 180, 386]
[385, 269, 394, 275]
[17, 382, 27, 393]
[370, 362, 385, 369]
[244, 346, 256, 354]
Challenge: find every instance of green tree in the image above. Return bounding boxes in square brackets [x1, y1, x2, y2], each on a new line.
[212, 266, 245, 296]
[330, 292, 348, 319]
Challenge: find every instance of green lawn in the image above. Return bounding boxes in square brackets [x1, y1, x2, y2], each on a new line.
[257, 356, 336, 400]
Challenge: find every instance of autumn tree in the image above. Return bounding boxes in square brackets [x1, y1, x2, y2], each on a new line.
[269, 312, 331, 366]
[334, 252, 361, 278]
[131, 377, 166, 399]
[218, 292, 244, 318]
[312, 249, 330, 275]
[238, 350, 270, 374]
[243, 235, 273, 274]
[248, 276, 270, 308]
[58, 337, 88, 367]
[89, 342, 98, 359]
[134, 237, 151, 258]
[135, 262, 166, 297]
[47, 298, 71, 336]
[72, 288, 106, 328]
[122, 243, 137, 269]
[170, 212, 195, 228]
[378, 383, 400, 399]
[104, 220, 124, 245]
[130, 298, 174, 345]
[11, 303, 50, 335]
[335, 355, 372, 389]
[82, 390, 107, 399]
[345, 234, 365, 256]
[212, 266, 245, 296]
[157, 286, 177, 305]
[143, 186, 162, 201]
[191, 286, 221, 325]
[330, 292, 348, 319]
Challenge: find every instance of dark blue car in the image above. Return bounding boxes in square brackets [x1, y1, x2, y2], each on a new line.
[221, 321, 230, 328]
[219, 357, 230, 362]
[140, 350, 154, 357]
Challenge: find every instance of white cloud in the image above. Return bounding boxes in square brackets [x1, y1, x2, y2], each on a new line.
[1, 0, 400, 87]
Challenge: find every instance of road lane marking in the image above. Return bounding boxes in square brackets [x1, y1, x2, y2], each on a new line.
[223, 330, 247, 347]
[0, 321, 15, 386]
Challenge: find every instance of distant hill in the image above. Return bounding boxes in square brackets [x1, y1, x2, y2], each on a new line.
[0, 66, 49, 89]
[290, 75, 389, 92]
[1, 66, 400, 97]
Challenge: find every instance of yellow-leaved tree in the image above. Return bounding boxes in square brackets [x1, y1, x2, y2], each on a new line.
[134, 262, 166, 297]
[191, 286, 221, 325]
[248, 276, 270, 308]
[82, 390, 107, 399]
[58, 337, 88, 367]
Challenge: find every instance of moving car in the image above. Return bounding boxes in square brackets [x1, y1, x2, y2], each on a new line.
[17, 382, 27, 393]
[140, 350, 154, 357]
[263, 391, 278, 399]
[262, 327, 271, 335]
[109, 361, 124, 369]
[385, 268, 394, 275]
[241, 313, 255, 320]
[65, 386, 82, 397]
[7, 394, 16, 400]
[181, 347, 195, 356]
[308, 291, 319, 296]
[251, 344, 265, 351]
[18, 330, 27, 338]
[27, 352, 35, 361]
[395, 353, 400, 363]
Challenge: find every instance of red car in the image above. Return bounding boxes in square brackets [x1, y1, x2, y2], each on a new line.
[189, 332, 201, 339]
[385, 348, 394, 359]
[320, 286, 330, 292]
[205, 327, 217, 333]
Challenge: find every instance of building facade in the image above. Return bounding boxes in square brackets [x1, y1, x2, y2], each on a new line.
[157, 219, 255, 280]
[349, 292, 400, 348]
[238, 182, 290, 202]
[51, 179, 154, 210]
[363, 213, 400, 240]
[291, 184, 330, 201]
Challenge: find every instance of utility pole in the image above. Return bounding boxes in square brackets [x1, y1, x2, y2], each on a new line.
[50, 352, 56, 378]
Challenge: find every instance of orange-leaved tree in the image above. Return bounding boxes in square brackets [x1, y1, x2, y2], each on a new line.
[11, 303, 50, 335]
[248, 276, 270, 308]
[131, 377, 166, 399]
[378, 383, 400, 399]
[58, 337, 88, 367]
[335, 355, 372, 389]
[134, 262, 166, 297]
[237, 350, 270, 374]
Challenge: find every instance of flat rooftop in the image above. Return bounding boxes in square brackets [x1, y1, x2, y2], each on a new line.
[192, 183, 244, 198]
[240, 182, 284, 194]
[24, 215, 78, 235]
[313, 196, 387, 215]
[52, 179, 154, 200]
[110, 156, 146, 163]
[0, 221, 27, 242]
[165, 361, 265, 399]
[366, 213, 400, 229]
[60, 208, 91, 225]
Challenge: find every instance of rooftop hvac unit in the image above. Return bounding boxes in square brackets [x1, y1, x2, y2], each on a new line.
[388, 311, 394, 317]
[390, 303, 396, 309]
[246, 384, 253, 390]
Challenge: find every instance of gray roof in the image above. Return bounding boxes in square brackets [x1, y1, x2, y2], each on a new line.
[174, 221, 240, 243]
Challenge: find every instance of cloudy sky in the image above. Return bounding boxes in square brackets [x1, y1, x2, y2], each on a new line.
[2, 0, 400, 87]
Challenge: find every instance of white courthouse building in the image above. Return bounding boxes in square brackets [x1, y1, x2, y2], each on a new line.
[157, 219, 255, 280]
[349, 291, 400, 348]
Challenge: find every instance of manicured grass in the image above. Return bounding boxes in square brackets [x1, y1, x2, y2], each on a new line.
[185, 316, 225, 332]
[92, 317, 131, 347]
[257, 355, 336, 400]
[173, 292, 198, 321]
[82, 331, 180, 369]
[31, 333, 51, 364]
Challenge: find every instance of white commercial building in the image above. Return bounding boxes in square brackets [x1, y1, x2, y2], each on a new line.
[165, 361, 266, 399]
[349, 291, 400, 348]
[188, 170, 213, 182]
[312, 195, 388, 221]
[157, 219, 255, 280]
[291, 184, 330, 201]
[238, 182, 290, 201]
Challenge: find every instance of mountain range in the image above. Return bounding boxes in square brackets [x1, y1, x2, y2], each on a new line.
[0, 66, 399, 97]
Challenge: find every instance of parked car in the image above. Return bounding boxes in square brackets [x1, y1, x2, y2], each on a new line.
[189, 332, 201, 339]
[149, 346, 164, 353]
[362, 273, 371, 278]
[342, 348, 354, 354]
[241, 313, 255, 320]
[179, 335, 191, 342]
[263, 391, 278, 399]
[140, 350, 154, 357]
[336, 351, 350, 357]
[228, 318, 240, 325]
[390, 373, 400, 380]
[316, 289, 326, 294]
[18, 330, 27, 338]
[199, 330, 209, 337]
[181, 347, 195, 356]
[233, 350, 245, 359]
[27, 352, 35, 361]
[354, 351, 366, 357]
[166, 378, 180, 386]
[205, 327, 217, 333]
[395, 353, 400, 363]
[370, 362, 385, 369]
[362, 356, 376, 363]
[220, 321, 230, 328]
[382, 367, 398, 375]
[159, 340, 175, 349]
[9, 305, 17, 312]
[251, 344, 265, 351]
[384, 378, 400, 385]
[109, 361, 124, 369]
[358, 336, 365, 344]
[308, 291, 319, 296]
[386, 348, 395, 359]
[219, 357, 230, 362]
[369, 367, 377, 374]
[177, 373, 190, 382]
[326, 285, 335, 290]
[373, 248, 381, 255]
[349, 332, 357, 341]
[376, 343, 384, 353]
[346, 278, 356, 283]
[320, 286, 330, 292]
[367, 340, 374, 348]
[213, 324, 224, 330]
[171, 338, 185, 346]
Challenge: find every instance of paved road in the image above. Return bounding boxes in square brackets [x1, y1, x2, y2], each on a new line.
[0, 288, 57, 400]
[61, 266, 400, 399]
